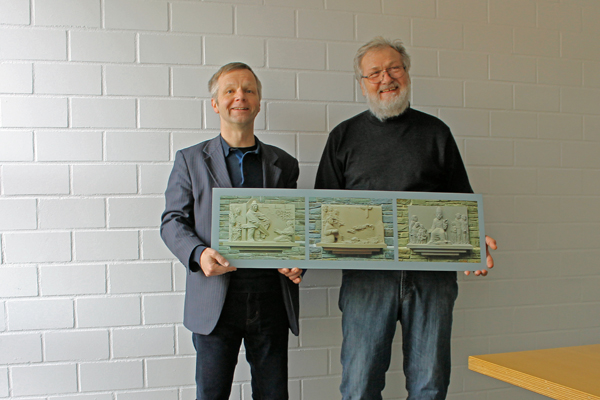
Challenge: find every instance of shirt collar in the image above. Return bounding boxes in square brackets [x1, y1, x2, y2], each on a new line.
[220, 134, 261, 157]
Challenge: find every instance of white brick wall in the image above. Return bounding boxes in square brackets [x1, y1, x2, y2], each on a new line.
[109, 262, 172, 293]
[146, 357, 195, 388]
[112, 326, 175, 357]
[0, 130, 33, 161]
[2, 0, 600, 399]
[107, 197, 164, 228]
[7, 299, 74, 330]
[34, 0, 101, 28]
[36, 131, 103, 161]
[45, 330, 109, 361]
[71, 98, 136, 128]
[0, 332, 42, 364]
[104, 0, 168, 31]
[0, 0, 30, 25]
[267, 39, 326, 70]
[73, 165, 138, 194]
[11, 364, 77, 396]
[236, 5, 295, 38]
[0, 198, 37, 230]
[105, 65, 169, 96]
[74, 231, 139, 261]
[0, 28, 66, 60]
[76, 296, 141, 328]
[5, 232, 72, 263]
[0, 62, 32, 93]
[140, 34, 202, 64]
[1, 97, 68, 127]
[70, 31, 135, 62]
[40, 264, 106, 295]
[80, 360, 144, 391]
[0, 266, 38, 297]
[39, 198, 105, 228]
[171, 2, 233, 34]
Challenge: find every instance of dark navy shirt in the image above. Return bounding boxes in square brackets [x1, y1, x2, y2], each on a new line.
[220, 135, 263, 188]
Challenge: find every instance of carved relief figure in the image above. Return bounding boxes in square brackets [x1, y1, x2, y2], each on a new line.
[322, 206, 344, 244]
[449, 213, 461, 244]
[274, 220, 295, 242]
[226, 200, 297, 247]
[348, 224, 374, 234]
[242, 201, 271, 241]
[409, 215, 419, 244]
[318, 203, 386, 252]
[428, 207, 449, 244]
[461, 214, 469, 244]
[229, 207, 243, 241]
[417, 223, 428, 244]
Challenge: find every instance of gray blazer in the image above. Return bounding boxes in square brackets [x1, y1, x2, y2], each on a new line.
[161, 136, 300, 335]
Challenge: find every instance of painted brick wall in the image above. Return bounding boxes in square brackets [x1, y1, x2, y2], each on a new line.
[1, 0, 600, 399]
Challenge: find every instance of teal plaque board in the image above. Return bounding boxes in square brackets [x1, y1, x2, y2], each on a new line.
[211, 188, 485, 271]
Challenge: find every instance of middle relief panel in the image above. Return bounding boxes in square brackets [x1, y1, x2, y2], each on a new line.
[310, 197, 395, 261]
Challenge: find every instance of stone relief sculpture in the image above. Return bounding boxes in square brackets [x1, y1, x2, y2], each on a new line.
[228, 206, 243, 242]
[224, 199, 298, 251]
[321, 205, 343, 244]
[243, 200, 271, 241]
[274, 220, 295, 242]
[428, 207, 449, 244]
[317, 204, 387, 255]
[407, 205, 473, 256]
[461, 214, 469, 244]
[449, 213, 461, 244]
[408, 216, 428, 245]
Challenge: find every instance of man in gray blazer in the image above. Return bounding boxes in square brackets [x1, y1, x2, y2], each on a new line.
[161, 62, 302, 400]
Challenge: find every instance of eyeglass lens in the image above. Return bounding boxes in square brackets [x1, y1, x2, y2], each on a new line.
[368, 67, 404, 82]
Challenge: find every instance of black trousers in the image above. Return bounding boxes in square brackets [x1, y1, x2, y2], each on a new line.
[192, 291, 290, 400]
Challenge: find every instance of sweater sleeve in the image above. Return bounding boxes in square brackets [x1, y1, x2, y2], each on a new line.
[442, 131, 473, 194]
[314, 129, 345, 190]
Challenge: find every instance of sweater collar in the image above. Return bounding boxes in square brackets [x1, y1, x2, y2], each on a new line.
[365, 105, 412, 126]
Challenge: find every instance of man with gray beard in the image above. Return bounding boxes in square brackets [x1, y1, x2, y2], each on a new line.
[315, 37, 497, 400]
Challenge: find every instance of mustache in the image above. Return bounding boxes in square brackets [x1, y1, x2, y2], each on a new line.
[366, 83, 411, 121]
[378, 84, 399, 93]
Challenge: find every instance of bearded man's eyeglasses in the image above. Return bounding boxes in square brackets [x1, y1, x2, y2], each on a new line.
[361, 66, 406, 83]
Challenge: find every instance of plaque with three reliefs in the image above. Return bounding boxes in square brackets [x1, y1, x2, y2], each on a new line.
[211, 188, 486, 271]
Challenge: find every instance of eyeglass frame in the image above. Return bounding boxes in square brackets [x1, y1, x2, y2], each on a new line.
[360, 65, 407, 83]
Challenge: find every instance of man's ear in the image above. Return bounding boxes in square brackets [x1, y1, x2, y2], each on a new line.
[359, 80, 367, 97]
[211, 98, 219, 114]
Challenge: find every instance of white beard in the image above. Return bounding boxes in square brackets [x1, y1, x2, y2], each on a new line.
[365, 82, 411, 121]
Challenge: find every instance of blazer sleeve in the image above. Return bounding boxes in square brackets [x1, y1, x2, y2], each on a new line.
[160, 150, 206, 272]
[286, 158, 300, 189]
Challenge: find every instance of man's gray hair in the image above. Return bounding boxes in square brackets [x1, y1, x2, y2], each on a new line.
[208, 62, 262, 101]
[353, 37, 411, 82]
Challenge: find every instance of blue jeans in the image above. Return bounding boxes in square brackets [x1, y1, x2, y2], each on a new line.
[339, 270, 458, 400]
[192, 291, 289, 400]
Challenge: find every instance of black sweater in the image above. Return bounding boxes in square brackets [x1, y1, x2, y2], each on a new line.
[314, 108, 472, 194]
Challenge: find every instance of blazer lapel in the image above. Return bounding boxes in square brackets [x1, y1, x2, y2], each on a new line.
[203, 136, 232, 188]
[259, 139, 282, 188]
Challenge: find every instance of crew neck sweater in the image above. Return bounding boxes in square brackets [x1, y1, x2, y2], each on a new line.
[314, 107, 473, 194]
